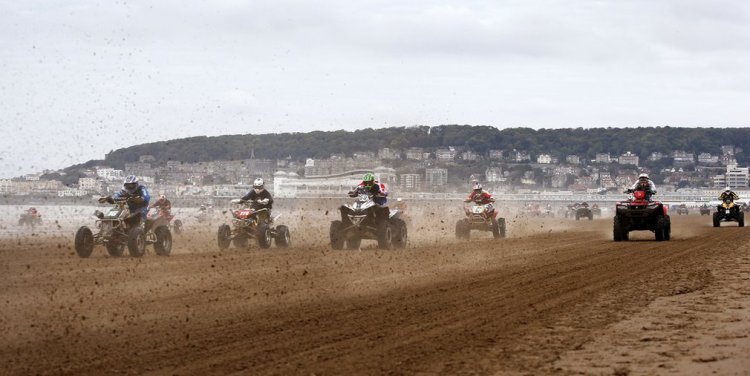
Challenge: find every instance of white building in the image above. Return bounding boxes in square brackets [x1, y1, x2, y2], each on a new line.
[595, 153, 611, 163]
[435, 147, 457, 161]
[566, 155, 580, 165]
[399, 174, 422, 192]
[618, 151, 639, 167]
[78, 177, 100, 192]
[96, 168, 124, 181]
[537, 154, 552, 164]
[425, 168, 448, 186]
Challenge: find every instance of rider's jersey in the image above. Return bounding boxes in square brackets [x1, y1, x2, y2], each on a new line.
[150, 199, 172, 216]
[114, 185, 151, 219]
[629, 180, 656, 193]
[353, 181, 388, 205]
[241, 188, 274, 209]
[719, 191, 739, 202]
[466, 190, 494, 205]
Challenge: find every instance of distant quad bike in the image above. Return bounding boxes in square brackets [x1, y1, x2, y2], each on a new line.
[148, 208, 182, 235]
[575, 203, 593, 221]
[591, 204, 602, 218]
[713, 198, 744, 227]
[455, 200, 506, 240]
[613, 190, 671, 242]
[676, 204, 689, 216]
[74, 197, 172, 258]
[330, 193, 407, 250]
[18, 209, 43, 228]
[699, 205, 711, 216]
[217, 199, 290, 250]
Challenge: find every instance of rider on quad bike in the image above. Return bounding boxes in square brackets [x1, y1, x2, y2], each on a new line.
[625, 173, 657, 201]
[240, 178, 274, 222]
[100, 175, 150, 230]
[719, 187, 739, 203]
[464, 181, 495, 205]
[350, 173, 388, 205]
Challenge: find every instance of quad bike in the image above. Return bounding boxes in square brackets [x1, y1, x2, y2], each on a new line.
[217, 199, 290, 250]
[148, 208, 182, 235]
[455, 200, 506, 239]
[676, 204, 689, 215]
[576, 203, 593, 221]
[74, 197, 172, 258]
[591, 205, 602, 218]
[18, 209, 43, 228]
[713, 198, 744, 227]
[699, 205, 711, 216]
[613, 190, 671, 242]
[330, 193, 407, 250]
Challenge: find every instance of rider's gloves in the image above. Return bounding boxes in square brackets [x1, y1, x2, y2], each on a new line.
[98, 196, 114, 204]
[258, 198, 270, 205]
[238, 199, 247, 204]
[347, 191, 357, 197]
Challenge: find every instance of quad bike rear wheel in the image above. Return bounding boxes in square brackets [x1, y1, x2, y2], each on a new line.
[257, 222, 272, 249]
[613, 217, 626, 242]
[154, 226, 172, 256]
[739, 212, 745, 227]
[655, 216, 667, 241]
[377, 221, 392, 250]
[127, 227, 146, 257]
[75, 226, 94, 258]
[712, 212, 720, 227]
[330, 220, 345, 250]
[217, 224, 232, 250]
[275, 225, 291, 248]
[391, 218, 408, 249]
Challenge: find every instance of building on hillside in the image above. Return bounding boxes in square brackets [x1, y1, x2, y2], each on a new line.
[619, 151, 639, 167]
[488, 149, 504, 160]
[485, 167, 503, 182]
[405, 147, 426, 160]
[96, 168, 124, 181]
[595, 153, 611, 164]
[435, 147, 457, 162]
[565, 155, 580, 165]
[721, 145, 736, 155]
[537, 154, 552, 164]
[378, 148, 400, 160]
[425, 168, 448, 187]
[672, 151, 695, 166]
[698, 153, 719, 164]
[398, 174, 422, 192]
[648, 152, 665, 161]
[461, 150, 479, 161]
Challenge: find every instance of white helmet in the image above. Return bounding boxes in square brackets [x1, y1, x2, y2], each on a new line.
[726, 186, 732, 191]
[472, 181, 482, 191]
[253, 178, 264, 189]
[638, 173, 649, 180]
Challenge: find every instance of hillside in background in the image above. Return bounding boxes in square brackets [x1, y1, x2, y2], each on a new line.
[67, 125, 749, 170]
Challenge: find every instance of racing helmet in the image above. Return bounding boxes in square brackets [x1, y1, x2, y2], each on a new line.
[362, 173, 375, 188]
[725, 186, 732, 192]
[472, 181, 482, 192]
[123, 175, 139, 193]
[253, 178, 264, 191]
[158, 194, 167, 201]
[638, 173, 649, 181]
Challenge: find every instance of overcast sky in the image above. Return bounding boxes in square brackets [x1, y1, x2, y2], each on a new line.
[2, 0, 749, 178]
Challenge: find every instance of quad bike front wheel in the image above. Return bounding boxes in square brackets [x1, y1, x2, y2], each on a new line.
[274, 225, 291, 248]
[154, 226, 172, 256]
[257, 223, 272, 249]
[127, 227, 146, 257]
[493, 218, 507, 239]
[217, 224, 232, 250]
[75, 226, 94, 258]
